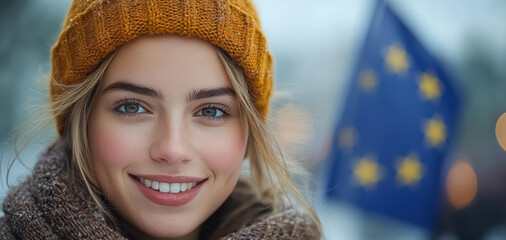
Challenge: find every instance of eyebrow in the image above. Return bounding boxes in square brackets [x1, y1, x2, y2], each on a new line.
[186, 87, 235, 102]
[102, 81, 163, 99]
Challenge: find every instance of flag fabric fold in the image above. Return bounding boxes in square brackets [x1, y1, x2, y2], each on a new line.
[325, 1, 460, 228]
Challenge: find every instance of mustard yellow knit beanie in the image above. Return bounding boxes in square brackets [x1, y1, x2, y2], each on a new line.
[50, 0, 273, 134]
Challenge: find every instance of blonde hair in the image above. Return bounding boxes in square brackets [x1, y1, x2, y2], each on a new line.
[11, 43, 322, 237]
[49, 51, 117, 218]
[216, 50, 321, 234]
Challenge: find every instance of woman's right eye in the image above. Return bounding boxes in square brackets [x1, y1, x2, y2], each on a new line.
[114, 100, 148, 115]
[118, 104, 147, 114]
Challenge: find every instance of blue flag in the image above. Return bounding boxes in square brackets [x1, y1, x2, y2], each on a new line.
[325, 1, 460, 228]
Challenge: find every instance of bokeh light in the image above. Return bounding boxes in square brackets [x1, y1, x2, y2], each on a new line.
[495, 112, 506, 151]
[274, 105, 313, 157]
[445, 156, 478, 210]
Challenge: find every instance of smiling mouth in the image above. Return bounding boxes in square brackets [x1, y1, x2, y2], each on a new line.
[132, 176, 205, 194]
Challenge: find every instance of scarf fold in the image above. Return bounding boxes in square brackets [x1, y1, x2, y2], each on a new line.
[1, 143, 126, 239]
[1, 143, 319, 239]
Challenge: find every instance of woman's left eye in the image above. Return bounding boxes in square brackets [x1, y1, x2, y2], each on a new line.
[196, 107, 227, 118]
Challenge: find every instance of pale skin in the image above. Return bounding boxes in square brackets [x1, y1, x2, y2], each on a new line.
[88, 35, 248, 240]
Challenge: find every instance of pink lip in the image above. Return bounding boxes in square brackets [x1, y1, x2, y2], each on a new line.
[131, 175, 206, 206]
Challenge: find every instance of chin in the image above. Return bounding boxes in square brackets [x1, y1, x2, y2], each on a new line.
[125, 213, 201, 239]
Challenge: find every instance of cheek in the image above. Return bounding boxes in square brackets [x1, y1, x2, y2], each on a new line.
[198, 126, 247, 173]
[88, 116, 146, 169]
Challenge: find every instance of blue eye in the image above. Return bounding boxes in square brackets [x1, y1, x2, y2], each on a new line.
[117, 103, 147, 114]
[197, 107, 225, 118]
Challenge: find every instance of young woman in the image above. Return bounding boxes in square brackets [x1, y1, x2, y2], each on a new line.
[0, 0, 321, 239]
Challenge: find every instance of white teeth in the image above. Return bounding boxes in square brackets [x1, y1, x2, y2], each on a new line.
[138, 177, 198, 193]
[151, 181, 159, 190]
[159, 182, 170, 193]
[170, 183, 180, 193]
[144, 179, 152, 188]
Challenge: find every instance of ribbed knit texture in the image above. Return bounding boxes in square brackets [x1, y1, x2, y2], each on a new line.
[0, 144, 319, 239]
[50, 0, 273, 134]
[0, 144, 126, 239]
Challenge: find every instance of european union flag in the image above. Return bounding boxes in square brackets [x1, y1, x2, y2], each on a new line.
[325, 1, 460, 228]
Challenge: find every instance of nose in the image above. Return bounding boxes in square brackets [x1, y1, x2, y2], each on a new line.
[149, 119, 192, 166]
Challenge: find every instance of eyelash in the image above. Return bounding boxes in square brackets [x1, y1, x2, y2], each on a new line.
[113, 98, 150, 117]
[195, 104, 231, 121]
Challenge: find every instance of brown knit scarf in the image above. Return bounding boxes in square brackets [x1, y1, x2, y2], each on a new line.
[0, 143, 319, 239]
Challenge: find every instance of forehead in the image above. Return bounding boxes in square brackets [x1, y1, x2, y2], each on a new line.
[101, 35, 231, 92]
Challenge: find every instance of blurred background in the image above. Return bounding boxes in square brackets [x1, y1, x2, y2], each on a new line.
[1, 0, 506, 239]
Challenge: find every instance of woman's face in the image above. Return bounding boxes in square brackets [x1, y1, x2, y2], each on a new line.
[88, 35, 247, 239]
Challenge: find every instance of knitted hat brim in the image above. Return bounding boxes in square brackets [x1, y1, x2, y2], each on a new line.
[50, 0, 273, 135]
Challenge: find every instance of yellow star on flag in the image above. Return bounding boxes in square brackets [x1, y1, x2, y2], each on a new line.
[396, 153, 423, 186]
[338, 127, 357, 149]
[353, 156, 382, 188]
[385, 44, 409, 73]
[419, 73, 441, 101]
[423, 116, 447, 147]
[360, 69, 377, 92]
